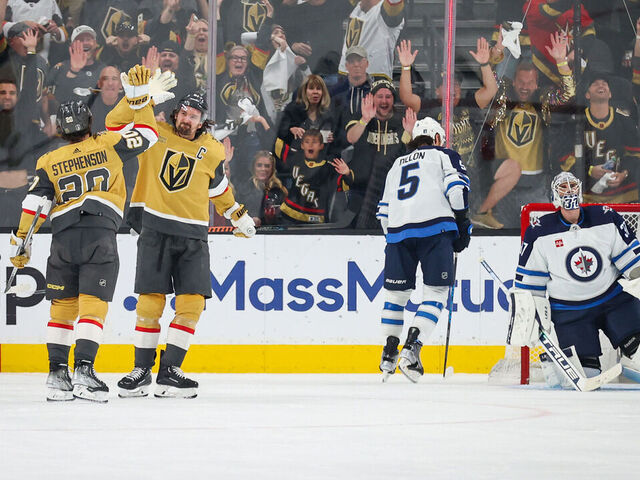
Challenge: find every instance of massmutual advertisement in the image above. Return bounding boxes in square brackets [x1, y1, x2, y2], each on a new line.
[0, 234, 519, 373]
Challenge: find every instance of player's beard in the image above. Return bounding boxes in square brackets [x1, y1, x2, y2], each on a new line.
[176, 122, 195, 138]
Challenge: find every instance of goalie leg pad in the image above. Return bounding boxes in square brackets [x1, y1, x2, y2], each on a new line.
[540, 346, 587, 389]
[413, 284, 448, 341]
[621, 334, 640, 382]
[509, 289, 538, 346]
[381, 289, 411, 339]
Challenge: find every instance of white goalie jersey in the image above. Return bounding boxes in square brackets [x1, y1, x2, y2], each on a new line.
[376, 145, 469, 244]
[516, 205, 640, 310]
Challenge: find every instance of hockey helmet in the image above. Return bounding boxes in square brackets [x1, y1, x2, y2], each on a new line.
[56, 100, 92, 135]
[411, 116, 446, 144]
[174, 91, 208, 123]
[551, 171, 582, 210]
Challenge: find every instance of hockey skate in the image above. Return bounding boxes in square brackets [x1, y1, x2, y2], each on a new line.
[398, 327, 424, 383]
[155, 365, 198, 399]
[118, 367, 152, 398]
[72, 360, 109, 402]
[46, 363, 74, 401]
[380, 336, 400, 382]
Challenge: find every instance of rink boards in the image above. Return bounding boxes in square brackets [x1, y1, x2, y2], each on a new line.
[0, 234, 518, 373]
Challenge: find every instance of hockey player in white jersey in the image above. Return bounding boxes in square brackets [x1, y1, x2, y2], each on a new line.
[513, 172, 640, 385]
[376, 117, 471, 382]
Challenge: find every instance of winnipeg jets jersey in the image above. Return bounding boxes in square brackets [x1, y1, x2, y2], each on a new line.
[516, 205, 640, 310]
[338, 0, 404, 79]
[376, 145, 469, 244]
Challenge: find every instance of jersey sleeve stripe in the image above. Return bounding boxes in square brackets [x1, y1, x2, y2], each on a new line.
[22, 194, 53, 216]
[209, 177, 229, 198]
[376, 213, 388, 218]
[514, 281, 547, 291]
[515, 267, 550, 277]
[619, 255, 640, 274]
[445, 180, 468, 194]
[106, 122, 133, 132]
[612, 240, 640, 262]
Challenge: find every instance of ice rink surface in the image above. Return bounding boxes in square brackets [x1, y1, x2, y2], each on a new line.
[1, 373, 638, 480]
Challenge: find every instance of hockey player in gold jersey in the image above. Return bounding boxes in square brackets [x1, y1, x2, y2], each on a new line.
[8, 65, 162, 402]
[106, 92, 256, 399]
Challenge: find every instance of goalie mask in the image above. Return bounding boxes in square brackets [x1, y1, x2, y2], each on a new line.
[551, 172, 582, 210]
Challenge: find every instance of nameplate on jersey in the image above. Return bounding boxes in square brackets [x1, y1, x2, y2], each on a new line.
[159, 149, 197, 192]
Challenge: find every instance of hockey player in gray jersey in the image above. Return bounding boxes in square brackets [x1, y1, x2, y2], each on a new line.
[376, 117, 471, 382]
[512, 172, 640, 385]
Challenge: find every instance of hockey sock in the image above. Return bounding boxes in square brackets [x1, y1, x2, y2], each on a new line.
[74, 339, 99, 363]
[47, 344, 71, 367]
[160, 344, 188, 368]
[413, 285, 448, 341]
[134, 347, 157, 369]
[381, 289, 411, 340]
[47, 298, 78, 365]
[74, 294, 107, 363]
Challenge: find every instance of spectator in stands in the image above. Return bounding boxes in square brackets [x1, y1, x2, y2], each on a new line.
[184, 14, 210, 89]
[557, 74, 640, 203]
[260, 19, 311, 125]
[274, 0, 352, 81]
[343, 79, 407, 228]
[141, 41, 197, 117]
[236, 151, 288, 227]
[472, 33, 575, 230]
[274, 128, 345, 224]
[79, 0, 156, 46]
[331, 45, 374, 149]
[88, 65, 122, 132]
[338, 0, 404, 80]
[98, 18, 149, 73]
[0, 28, 47, 228]
[277, 74, 334, 151]
[146, 0, 198, 45]
[219, 0, 268, 46]
[47, 25, 105, 106]
[58, 0, 84, 31]
[397, 37, 498, 212]
[2, 0, 66, 61]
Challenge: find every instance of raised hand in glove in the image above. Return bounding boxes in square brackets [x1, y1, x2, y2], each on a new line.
[453, 211, 472, 253]
[121, 64, 151, 109]
[9, 232, 32, 268]
[225, 203, 256, 238]
[149, 69, 177, 105]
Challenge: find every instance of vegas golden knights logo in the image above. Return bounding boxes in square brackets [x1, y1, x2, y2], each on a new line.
[160, 149, 197, 192]
[345, 18, 363, 48]
[220, 81, 261, 107]
[507, 110, 537, 147]
[101, 7, 131, 43]
[242, 0, 266, 32]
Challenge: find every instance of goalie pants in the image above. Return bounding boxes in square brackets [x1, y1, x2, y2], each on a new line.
[552, 290, 640, 358]
[134, 227, 212, 298]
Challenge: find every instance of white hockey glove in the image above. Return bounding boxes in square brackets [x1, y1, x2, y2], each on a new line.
[120, 65, 151, 109]
[224, 203, 256, 238]
[149, 69, 177, 105]
[9, 232, 32, 269]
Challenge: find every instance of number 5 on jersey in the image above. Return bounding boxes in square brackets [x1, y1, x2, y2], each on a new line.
[397, 163, 420, 200]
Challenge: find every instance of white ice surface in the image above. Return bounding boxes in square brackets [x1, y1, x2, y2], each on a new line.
[1, 373, 638, 479]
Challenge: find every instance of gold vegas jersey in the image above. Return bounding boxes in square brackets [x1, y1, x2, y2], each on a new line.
[105, 101, 236, 240]
[17, 99, 158, 238]
[495, 103, 544, 174]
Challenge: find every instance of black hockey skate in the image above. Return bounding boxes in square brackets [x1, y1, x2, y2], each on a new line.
[398, 327, 424, 383]
[46, 363, 74, 401]
[72, 360, 109, 402]
[155, 365, 198, 399]
[380, 336, 400, 382]
[118, 367, 152, 398]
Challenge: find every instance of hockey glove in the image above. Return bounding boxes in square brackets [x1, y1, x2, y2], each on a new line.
[149, 69, 177, 105]
[452, 211, 472, 253]
[224, 203, 256, 238]
[121, 65, 151, 109]
[9, 232, 32, 269]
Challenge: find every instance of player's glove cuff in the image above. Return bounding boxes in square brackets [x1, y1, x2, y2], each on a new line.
[9, 231, 32, 269]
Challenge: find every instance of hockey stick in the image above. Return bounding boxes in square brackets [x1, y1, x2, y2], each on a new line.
[442, 253, 458, 377]
[5, 201, 45, 295]
[479, 257, 621, 391]
[207, 210, 357, 234]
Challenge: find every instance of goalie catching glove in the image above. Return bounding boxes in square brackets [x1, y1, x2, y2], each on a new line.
[9, 232, 32, 269]
[224, 203, 256, 238]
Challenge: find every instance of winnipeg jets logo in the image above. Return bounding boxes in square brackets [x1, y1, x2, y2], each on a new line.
[530, 216, 541, 228]
[565, 246, 602, 282]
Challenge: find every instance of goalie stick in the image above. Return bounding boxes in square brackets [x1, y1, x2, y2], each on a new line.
[479, 257, 622, 392]
[5, 200, 45, 295]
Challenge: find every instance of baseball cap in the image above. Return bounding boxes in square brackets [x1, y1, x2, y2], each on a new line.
[115, 19, 137, 37]
[159, 40, 180, 54]
[345, 45, 368, 60]
[7, 22, 31, 40]
[71, 25, 97, 43]
[371, 78, 396, 98]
